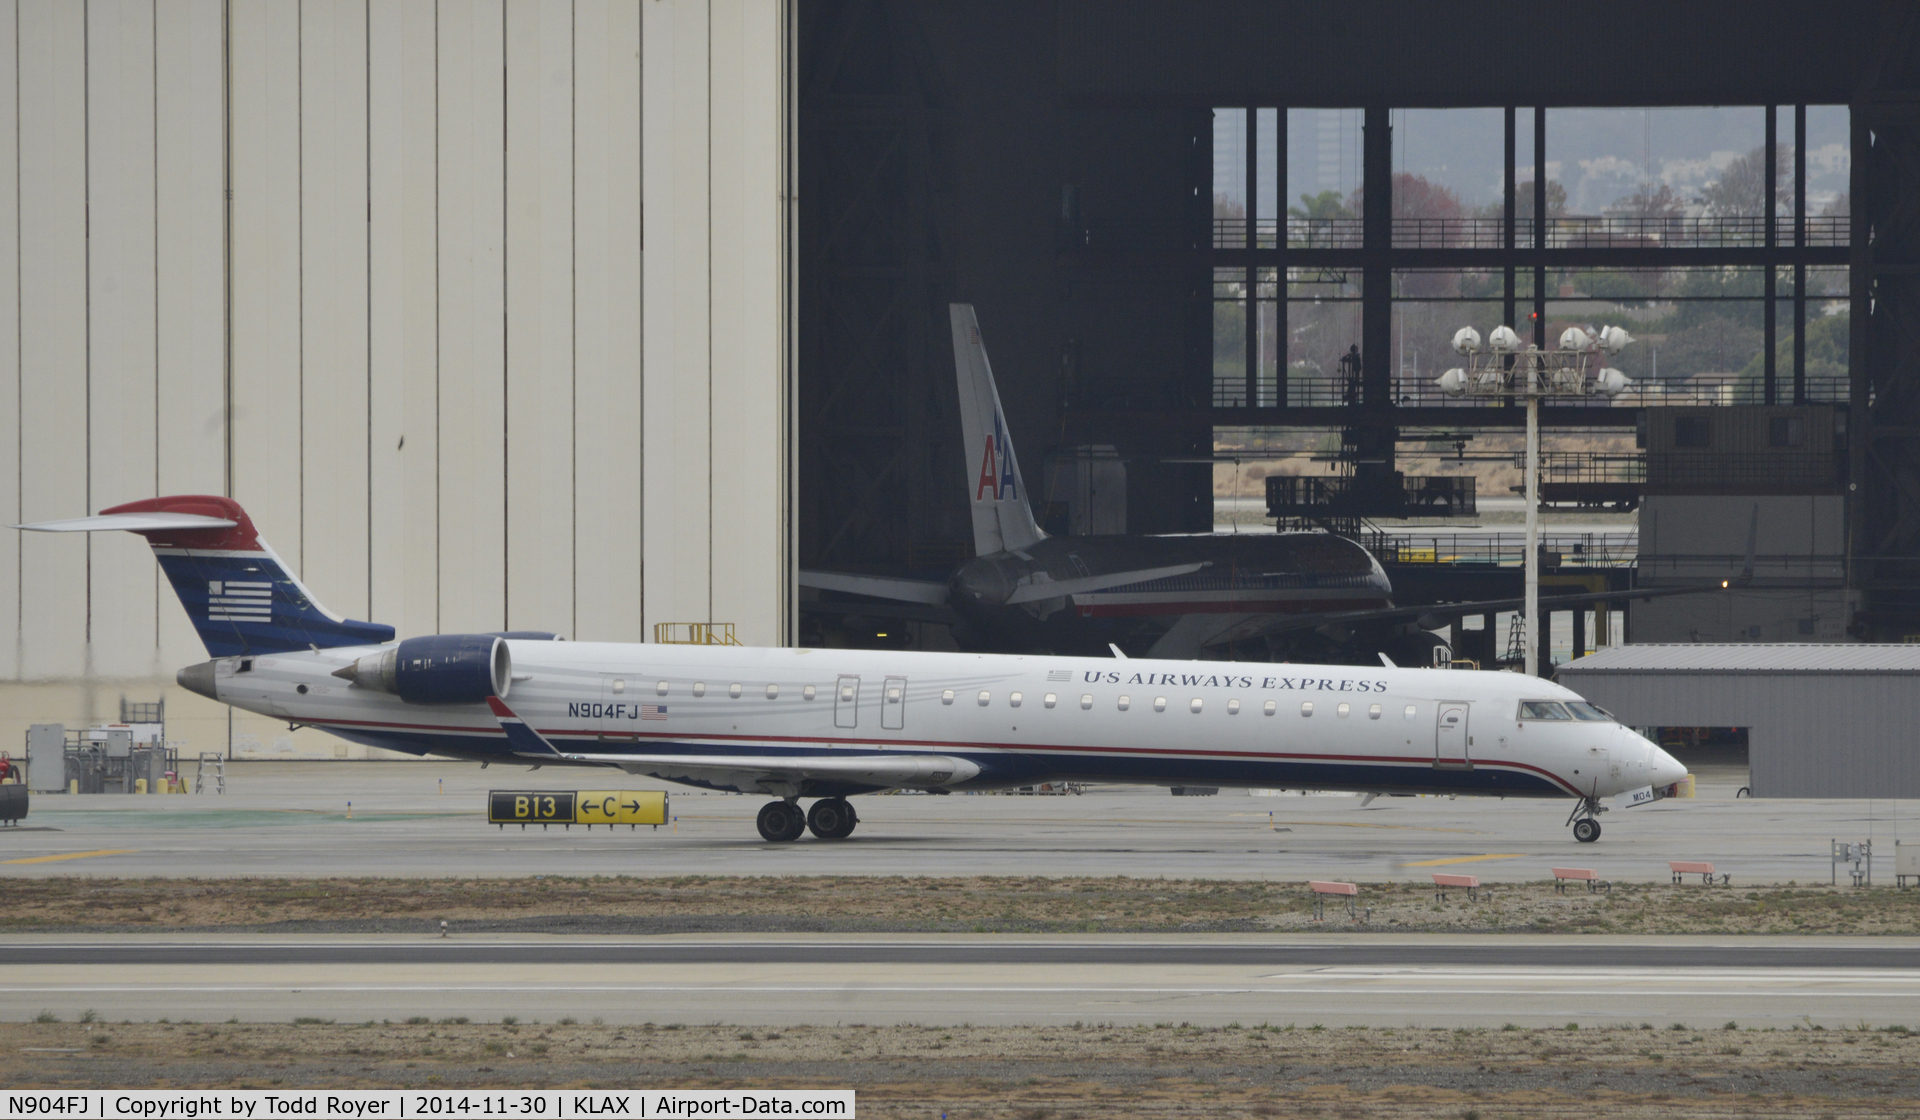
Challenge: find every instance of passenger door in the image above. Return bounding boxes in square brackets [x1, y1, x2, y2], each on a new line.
[881, 676, 907, 731]
[601, 675, 640, 740]
[1434, 700, 1471, 768]
[834, 675, 860, 729]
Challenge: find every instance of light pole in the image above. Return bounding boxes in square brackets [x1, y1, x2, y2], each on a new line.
[1437, 325, 1633, 676]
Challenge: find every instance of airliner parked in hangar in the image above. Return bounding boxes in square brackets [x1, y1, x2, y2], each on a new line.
[21, 496, 1686, 843]
[800, 304, 1712, 664]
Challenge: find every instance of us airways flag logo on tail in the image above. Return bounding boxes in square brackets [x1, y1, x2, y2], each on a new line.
[207, 580, 272, 622]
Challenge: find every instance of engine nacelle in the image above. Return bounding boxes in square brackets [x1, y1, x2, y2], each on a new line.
[332, 634, 512, 704]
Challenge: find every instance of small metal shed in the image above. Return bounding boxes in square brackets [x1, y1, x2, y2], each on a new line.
[1556, 645, 1920, 799]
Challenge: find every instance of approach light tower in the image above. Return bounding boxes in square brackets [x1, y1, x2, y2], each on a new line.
[1436, 325, 1634, 676]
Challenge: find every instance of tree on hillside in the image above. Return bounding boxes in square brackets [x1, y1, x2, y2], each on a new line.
[1701, 144, 1791, 218]
[1287, 190, 1352, 221]
[1512, 179, 1568, 224]
[1611, 182, 1686, 219]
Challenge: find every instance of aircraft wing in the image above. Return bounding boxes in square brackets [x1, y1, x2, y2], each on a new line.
[798, 570, 952, 605]
[1005, 562, 1209, 604]
[486, 697, 980, 792]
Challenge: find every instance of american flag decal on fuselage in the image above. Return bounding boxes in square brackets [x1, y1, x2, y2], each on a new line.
[207, 579, 272, 622]
[640, 704, 667, 720]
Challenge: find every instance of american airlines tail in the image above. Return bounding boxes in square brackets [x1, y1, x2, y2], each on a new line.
[17, 495, 393, 658]
[950, 303, 1046, 556]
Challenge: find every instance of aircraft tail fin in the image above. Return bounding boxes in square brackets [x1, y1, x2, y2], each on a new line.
[950, 303, 1045, 555]
[15, 495, 394, 658]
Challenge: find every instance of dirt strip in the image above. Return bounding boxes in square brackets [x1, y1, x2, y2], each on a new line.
[2, 875, 1916, 935]
[10, 1020, 1920, 1117]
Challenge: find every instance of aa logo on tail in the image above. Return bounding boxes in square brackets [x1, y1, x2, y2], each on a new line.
[974, 410, 1018, 502]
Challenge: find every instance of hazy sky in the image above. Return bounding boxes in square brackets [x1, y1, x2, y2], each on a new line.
[1217, 106, 1850, 216]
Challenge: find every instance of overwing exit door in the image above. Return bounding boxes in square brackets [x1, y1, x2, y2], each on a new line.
[881, 676, 907, 731]
[1435, 701, 1471, 768]
[834, 675, 860, 729]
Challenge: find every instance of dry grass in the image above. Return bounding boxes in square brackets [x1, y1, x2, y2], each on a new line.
[0, 876, 1914, 935]
[9, 1019, 1920, 1115]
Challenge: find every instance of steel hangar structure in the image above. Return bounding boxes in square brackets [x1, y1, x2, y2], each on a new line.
[796, 1, 1920, 664]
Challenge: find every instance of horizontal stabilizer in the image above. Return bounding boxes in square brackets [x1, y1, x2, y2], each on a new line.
[798, 570, 951, 606]
[16, 512, 237, 533]
[1003, 561, 1209, 605]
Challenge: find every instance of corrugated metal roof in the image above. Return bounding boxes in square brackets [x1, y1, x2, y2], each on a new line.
[1558, 644, 1920, 674]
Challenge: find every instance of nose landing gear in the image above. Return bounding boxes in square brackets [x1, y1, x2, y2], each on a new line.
[756, 797, 860, 841]
[1566, 794, 1606, 843]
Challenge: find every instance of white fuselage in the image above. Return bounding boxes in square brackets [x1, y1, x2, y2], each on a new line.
[207, 641, 1686, 801]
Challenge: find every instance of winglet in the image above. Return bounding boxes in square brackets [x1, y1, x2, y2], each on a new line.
[487, 696, 561, 757]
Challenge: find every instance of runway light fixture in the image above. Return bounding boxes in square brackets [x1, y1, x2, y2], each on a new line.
[1432, 323, 1637, 678]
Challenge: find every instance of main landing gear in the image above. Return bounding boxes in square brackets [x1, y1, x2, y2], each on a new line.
[1566, 795, 1605, 843]
[755, 798, 858, 842]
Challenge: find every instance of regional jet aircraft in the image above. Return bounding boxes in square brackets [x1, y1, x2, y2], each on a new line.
[801, 304, 1710, 664]
[19, 497, 1686, 843]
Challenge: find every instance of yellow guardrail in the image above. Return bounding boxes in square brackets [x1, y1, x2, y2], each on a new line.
[652, 622, 743, 645]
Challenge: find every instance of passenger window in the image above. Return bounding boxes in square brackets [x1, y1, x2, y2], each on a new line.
[1518, 700, 1573, 720]
[803, 685, 816, 700]
[1301, 702, 1314, 717]
[941, 689, 955, 705]
[1190, 698, 1203, 714]
[1010, 692, 1023, 708]
[977, 691, 992, 706]
[886, 684, 901, 702]
[1043, 693, 1057, 708]
[1080, 694, 1093, 710]
[839, 684, 855, 702]
[1118, 695, 1131, 711]
[610, 680, 625, 695]
[1337, 702, 1350, 718]
[693, 682, 706, 697]
[1368, 704, 1382, 720]
[1227, 699, 1240, 715]
[656, 681, 669, 696]
[1403, 704, 1415, 719]
[729, 683, 743, 699]
[1262, 700, 1276, 716]
[1152, 697, 1167, 712]
[766, 684, 779, 699]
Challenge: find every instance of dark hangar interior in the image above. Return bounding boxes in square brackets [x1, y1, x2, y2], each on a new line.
[797, 1, 1920, 655]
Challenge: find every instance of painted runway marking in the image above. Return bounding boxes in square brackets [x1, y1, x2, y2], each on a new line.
[1403, 853, 1529, 867]
[1, 849, 137, 865]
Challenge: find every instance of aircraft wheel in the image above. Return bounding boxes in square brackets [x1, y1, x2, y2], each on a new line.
[1572, 818, 1602, 844]
[807, 798, 858, 840]
[756, 800, 805, 842]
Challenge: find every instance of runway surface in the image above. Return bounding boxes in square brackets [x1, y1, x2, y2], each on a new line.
[3, 760, 1913, 883]
[7, 936, 1919, 970]
[4, 934, 1916, 1028]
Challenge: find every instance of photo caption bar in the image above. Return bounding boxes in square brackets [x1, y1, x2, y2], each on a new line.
[3, 1091, 854, 1120]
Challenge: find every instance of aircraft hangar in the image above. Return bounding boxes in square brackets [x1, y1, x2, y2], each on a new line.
[1557, 644, 1920, 799]
[1, 1, 1919, 761]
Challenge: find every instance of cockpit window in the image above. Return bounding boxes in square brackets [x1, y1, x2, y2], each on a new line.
[1518, 700, 1573, 720]
[1565, 701, 1614, 722]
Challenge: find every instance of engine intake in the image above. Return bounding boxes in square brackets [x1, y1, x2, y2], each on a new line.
[332, 634, 512, 705]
